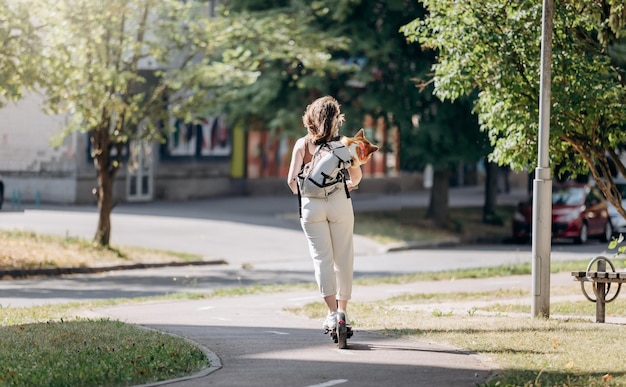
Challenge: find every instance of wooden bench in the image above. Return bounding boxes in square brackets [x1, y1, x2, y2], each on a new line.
[571, 256, 624, 323]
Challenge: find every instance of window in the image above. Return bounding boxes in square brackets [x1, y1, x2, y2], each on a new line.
[160, 115, 231, 159]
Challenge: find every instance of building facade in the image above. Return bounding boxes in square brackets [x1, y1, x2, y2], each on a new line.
[0, 91, 238, 205]
[0, 91, 410, 206]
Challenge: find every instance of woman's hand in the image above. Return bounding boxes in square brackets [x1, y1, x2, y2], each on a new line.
[347, 165, 362, 191]
[346, 180, 359, 192]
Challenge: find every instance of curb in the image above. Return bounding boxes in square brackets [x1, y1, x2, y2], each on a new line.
[381, 235, 513, 253]
[382, 237, 461, 252]
[132, 326, 223, 387]
[0, 259, 228, 280]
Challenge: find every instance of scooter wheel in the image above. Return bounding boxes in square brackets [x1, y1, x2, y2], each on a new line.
[336, 311, 348, 349]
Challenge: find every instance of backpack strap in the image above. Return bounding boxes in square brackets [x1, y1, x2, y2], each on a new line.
[297, 178, 303, 218]
[297, 143, 323, 218]
[341, 169, 351, 199]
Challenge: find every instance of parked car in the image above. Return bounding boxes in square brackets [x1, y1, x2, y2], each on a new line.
[606, 180, 626, 237]
[512, 183, 612, 244]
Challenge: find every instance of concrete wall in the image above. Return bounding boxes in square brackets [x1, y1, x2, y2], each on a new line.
[0, 174, 77, 205]
[0, 92, 79, 204]
[73, 158, 234, 204]
[152, 158, 232, 200]
[0, 93, 75, 173]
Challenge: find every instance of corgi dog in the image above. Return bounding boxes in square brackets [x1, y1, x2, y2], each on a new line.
[341, 128, 379, 167]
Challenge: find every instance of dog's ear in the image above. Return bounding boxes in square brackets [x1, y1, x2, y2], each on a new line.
[355, 128, 365, 138]
[369, 144, 379, 153]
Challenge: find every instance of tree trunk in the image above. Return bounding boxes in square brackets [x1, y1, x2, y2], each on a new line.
[91, 127, 118, 247]
[94, 168, 114, 246]
[483, 160, 499, 223]
[427, 167, 450, 226]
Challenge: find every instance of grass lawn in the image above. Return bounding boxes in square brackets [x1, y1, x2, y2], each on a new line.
[286, 278, 626, 387]
[0, 230, 212, 386]
[354, 205, 518, 244]
[0, 319, 209, 386]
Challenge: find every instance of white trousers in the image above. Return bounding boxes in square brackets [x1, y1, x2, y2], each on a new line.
[300, 192, 354, 301]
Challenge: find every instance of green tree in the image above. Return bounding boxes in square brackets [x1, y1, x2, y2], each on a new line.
[403, 0, 626, 219]
[214, 1, 436, 139]
[218, 0, 490, 226]
[211, 0, 350, 133]
[32, 0, 229, 246]
[412, 97, 489, 225]
[0, 0, 41, 105]
[29, 0, 342, 247]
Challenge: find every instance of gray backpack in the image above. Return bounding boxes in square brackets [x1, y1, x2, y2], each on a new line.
[297, 140, 352, 199]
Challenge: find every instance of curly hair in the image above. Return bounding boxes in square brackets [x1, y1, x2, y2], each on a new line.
[302, 96, 345, 144]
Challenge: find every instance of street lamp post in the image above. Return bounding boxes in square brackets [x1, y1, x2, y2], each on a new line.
[532, 0, 554, 318]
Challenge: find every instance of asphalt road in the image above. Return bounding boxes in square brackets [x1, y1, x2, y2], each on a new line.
[0, 187, 612, 308]
[0, 187, 616, 386]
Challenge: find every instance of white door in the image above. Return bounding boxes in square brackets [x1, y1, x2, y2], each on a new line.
[126, 140, 153, 202]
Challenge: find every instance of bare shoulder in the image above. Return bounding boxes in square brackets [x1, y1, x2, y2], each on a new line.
[294, 136, 308, 147]
[293, 137, 308, 152]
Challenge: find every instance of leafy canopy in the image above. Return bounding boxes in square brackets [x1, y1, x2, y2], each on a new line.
[218, 0, 488, 174]
[403, 0, 626, 169]
[403, 0, 626, 208]
[211, 0, 351, 133]
[0, 0, 42, 106]
[34, 0, 254, 144]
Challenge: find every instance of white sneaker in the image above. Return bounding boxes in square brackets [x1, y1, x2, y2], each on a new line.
[323, 311, 337, 330]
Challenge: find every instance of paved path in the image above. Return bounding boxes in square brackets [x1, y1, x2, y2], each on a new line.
[96, 290, 494, 387]
[92, 272, 578, 387]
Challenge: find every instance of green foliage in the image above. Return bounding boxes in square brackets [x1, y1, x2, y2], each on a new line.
[408, 95, 488, 171]
[5, 0, 493, 175]
[33, 0, 246, 142]
[213, 2, 403, 130]
[24, 0, 347, 244]
[404, 0, 626, 230]
[0, 0, 42, 106]
[25, 0, 349, 140]
[608, 234, 626, 258]
[212, 0, 352, 133]
[218, 0, 489, 173]
[404, 0, 626, 195]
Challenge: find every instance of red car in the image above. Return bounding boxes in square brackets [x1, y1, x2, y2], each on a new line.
[512, 183, 612, 244]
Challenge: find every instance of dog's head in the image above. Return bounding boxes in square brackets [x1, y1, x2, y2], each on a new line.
[341, 128, 379, 167]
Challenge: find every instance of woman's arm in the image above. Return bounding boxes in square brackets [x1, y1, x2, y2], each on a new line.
[347, 165, 363, 191]
[287, 138, 306, 194]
